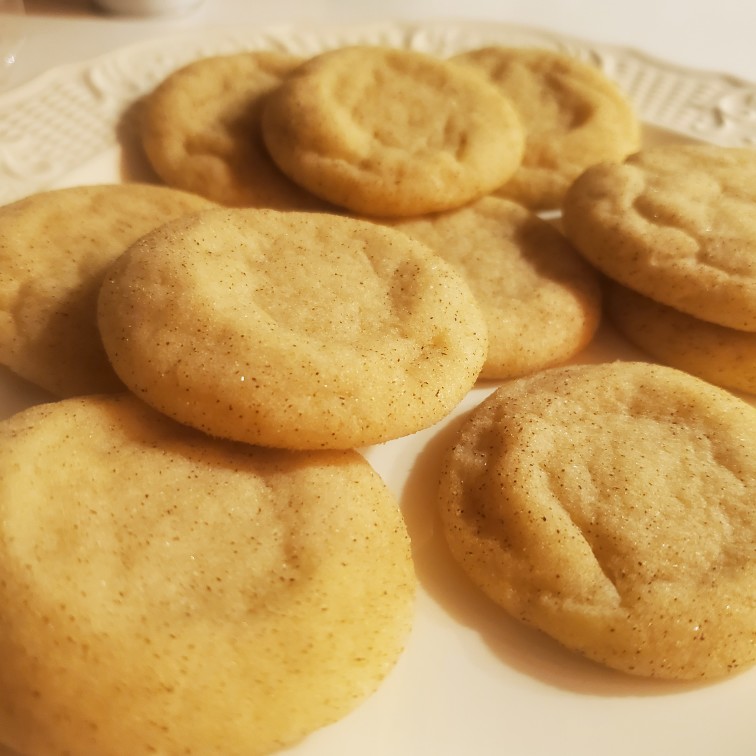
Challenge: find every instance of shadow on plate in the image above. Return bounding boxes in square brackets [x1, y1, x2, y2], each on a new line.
[0, 365, 54, 420]
[115, 96, 162, 185]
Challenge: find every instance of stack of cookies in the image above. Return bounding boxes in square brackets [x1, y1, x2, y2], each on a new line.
[562, 143, 756, 395]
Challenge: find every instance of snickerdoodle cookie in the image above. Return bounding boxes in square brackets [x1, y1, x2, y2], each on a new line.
[439, 361, 756, 679]
[454, 46, 640, 209]
[562, 144, 756, 331]
[0, 393, 415, 756]
[140, 51, 329, 210]
[0, 183, 213, 397]
[261, 45, 525, 216]
[97, 207, 488, 449]
[391, 196, 601, 379]
[606, 279, 756, 395]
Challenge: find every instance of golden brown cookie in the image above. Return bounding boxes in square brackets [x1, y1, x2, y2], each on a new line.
[0, 393, 416, 756]
[390, 197, 601, 379]
[454, 46, 640, 209]
[261, 45, 525, 216]
[605, 279, 756, 395]
[140, 51, 329, 210]
[97, 207, 488, 449]
[562, 144, 756, 331]
[0, 183, 213, 397]
[439, 361, 756, 680]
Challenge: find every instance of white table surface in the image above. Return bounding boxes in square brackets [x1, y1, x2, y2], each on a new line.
[5, 0, 756, 88]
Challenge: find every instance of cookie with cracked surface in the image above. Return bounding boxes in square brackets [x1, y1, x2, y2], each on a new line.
[97, 207, 488, 449]
[454, 46, 640, 209]
[562, 144, 756, 331]
[261, 45, 525, 216]
[439, 361, 756, 679]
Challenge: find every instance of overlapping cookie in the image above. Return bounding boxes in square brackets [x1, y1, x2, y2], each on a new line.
[605, 279, 756, 395]
[261, 45, 525, 216]
[390, 196, 601, 379]
[563, 144, 756, 331]
[455, 46, 640, 209]
[439, 361, 756, 680]
[0, 393, 416, 756]
[97, 207, 488, 449]
[0, 183, 213, 397]
[140, 51, 330, 210]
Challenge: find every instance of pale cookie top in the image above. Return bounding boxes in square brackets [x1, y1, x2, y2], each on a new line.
[439, 361, 756, 680]
[261, 45, 525, 217]
[0, 183, 213, 397]
[454, 46, 640, 209]
[0, 394, 415, 756]
[390, 197, 601, 379]
[97, 207, 488, 450]
[140, 51, 329, 211]
[562, 144, 756, 331]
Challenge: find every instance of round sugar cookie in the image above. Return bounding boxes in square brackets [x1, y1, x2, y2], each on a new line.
[0, 183, 213, 397]
[140, 51, 330, 210]
[97, 207, 488, 449]
[261, 45, 525, 217]
[0, 394, 416, 756]
[390, 197, 601, 379]
[454, 46, 640, 209]
[605, 279, 756, 395]
[439, 361, 756, 680]
[562, 144, 756, 331]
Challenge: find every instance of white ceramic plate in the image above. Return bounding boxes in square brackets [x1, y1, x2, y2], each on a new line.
[0, 20, 754, 756]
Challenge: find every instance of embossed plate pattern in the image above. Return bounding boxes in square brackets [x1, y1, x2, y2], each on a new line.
[2, 20, 756, 204]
